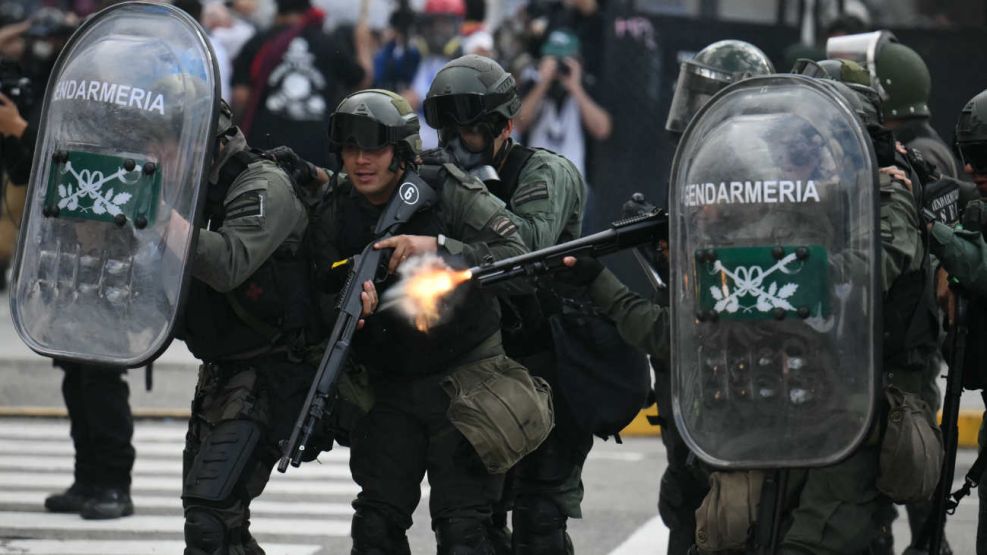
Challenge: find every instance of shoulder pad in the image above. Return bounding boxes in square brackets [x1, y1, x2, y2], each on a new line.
[443, 162, 470, 183]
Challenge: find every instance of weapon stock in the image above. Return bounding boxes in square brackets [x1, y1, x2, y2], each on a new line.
[467, 209, 669, 286]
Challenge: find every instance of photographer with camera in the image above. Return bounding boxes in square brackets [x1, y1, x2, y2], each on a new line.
[515, 28, 610, 181]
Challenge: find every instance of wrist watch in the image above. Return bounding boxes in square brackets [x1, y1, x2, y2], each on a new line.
[437, 234, 448, 249]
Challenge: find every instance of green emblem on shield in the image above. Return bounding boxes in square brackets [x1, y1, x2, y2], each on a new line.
[696, 246, 830, 320]
[43, 150, 160, 226]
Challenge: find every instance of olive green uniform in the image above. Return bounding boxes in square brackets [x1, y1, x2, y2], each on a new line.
[780, 174, 932, 555]
[582, 269, 708, 554]
[930, 214, 987, 555]
[310, 165, 532, 554]
[487, 145, 590, 554]
[180, 131, 312, 555]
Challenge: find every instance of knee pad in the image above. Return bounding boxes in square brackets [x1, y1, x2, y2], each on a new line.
[434, 518, 495, 555]
[184, 508, 228, 555]
[352, 508, 410, 555]
[183, 419, 260, 503]
[512, 497, 569, 554]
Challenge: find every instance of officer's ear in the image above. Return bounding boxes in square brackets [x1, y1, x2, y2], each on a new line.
[500, 119, 514, 141]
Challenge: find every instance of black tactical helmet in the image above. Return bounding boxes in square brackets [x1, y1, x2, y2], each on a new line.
[955, 90, 987, 172]
[423, 54, 521, 130]
[875, 42, 930, 119]
[329, 89, 422, 162]
[665, 40, 775, 134]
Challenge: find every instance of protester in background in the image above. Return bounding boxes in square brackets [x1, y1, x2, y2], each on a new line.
[231, 0, 370, 168]
[372, 0, 420, 93]
[405, 0, 466, 150]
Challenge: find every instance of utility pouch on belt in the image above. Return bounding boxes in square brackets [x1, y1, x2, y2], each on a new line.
[441, 355, 554, 474]
[877, 385, 943, 503]
[695, 471, 764, 552]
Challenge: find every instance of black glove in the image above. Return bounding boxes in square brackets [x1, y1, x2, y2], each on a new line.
[263, 146, 321, 188]
[924, 176, 963, 227]
[962, 199, 987, 234]
[554, 256, 604, 286]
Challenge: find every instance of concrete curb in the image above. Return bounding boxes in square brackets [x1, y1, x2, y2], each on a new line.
[620, 404, 985, 449]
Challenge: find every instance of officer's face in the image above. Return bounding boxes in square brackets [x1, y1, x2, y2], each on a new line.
[342, 144, 402, 204]
[963, 163, 987, 197]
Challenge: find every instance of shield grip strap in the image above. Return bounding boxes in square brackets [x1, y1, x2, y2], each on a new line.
[183, 419, 261, 502]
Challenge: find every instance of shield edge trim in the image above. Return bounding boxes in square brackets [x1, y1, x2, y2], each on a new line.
[668, 73, 882, 469]
[8, 0, 221, 369]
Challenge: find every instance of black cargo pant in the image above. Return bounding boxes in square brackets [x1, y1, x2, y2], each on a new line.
[182, 357, 314, 555]
[56, 361, 135, 490]
[349, 371, 504, 554]
[653, 361, 709, 555]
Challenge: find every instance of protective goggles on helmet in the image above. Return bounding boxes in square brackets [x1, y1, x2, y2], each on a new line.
[958, 141, 987, 174]
[423, 92, 514, 129]
[329, 113, 411, 150]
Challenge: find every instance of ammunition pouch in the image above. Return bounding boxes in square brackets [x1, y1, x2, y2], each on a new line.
[876, 385, 943, 503]
[695, 471, 764, 552]
[441, 354, 554, 474]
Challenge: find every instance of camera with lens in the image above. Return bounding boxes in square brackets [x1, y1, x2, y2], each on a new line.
[0, 60, 34, 112]
[555, 57, 570, 77]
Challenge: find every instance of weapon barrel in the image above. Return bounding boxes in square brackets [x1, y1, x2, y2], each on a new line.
[468, 209, 668, 286]
[927, 295, 968, 554]
[278, 249, 377, 473]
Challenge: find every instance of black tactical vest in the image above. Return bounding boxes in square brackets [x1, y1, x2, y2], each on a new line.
[177, 150, 317, 361]
[310, 170, 502, 375]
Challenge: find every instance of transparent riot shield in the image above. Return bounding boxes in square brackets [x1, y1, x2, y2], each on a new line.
[669, 74, 880, 468]
[10, 2, 219, 367]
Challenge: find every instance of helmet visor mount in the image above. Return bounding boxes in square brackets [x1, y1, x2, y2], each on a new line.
[424, 91, 514, 129]
[958, 141, 987, 174]
[665, 61, 734, 134]
[330, 113, 406, 151]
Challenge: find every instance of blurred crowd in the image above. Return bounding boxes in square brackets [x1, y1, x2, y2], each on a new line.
[0, 0, 615, 287]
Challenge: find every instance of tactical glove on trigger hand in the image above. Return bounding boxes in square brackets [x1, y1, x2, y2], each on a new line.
[556, 256, 604, 287]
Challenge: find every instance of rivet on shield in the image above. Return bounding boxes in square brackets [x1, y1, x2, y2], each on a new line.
[135, 216, 148, 229]
[772, 246, 785, 260]
[114, 214, 127, 227]
[51, 151, 66, 164]
[702, 249, 717, 263]
[124, 159, 136, 171]
[706, 310, 719, 322]
[42, 206, 52, 217]
[795, 247, 809, 260]
[696, 311, 706, 322]
[797, 307, 810, 319]
[143, 162, 157, 175]
[772, 307, 786, 320]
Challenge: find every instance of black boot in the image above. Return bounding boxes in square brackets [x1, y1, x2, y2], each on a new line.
[80, 487, 133, 519]
[44, 483, 96, 513]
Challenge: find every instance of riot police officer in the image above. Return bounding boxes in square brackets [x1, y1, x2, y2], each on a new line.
[173, 100, 327, 555]
[661, 39, 775, 555]
[926, 88, 987, 554]
[873, 40, 962, 179]
[307, 89, 552, 555]
[423, 54, 591, 555]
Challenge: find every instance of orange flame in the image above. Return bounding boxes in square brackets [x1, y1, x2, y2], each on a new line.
[386, 255, 472, 332]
